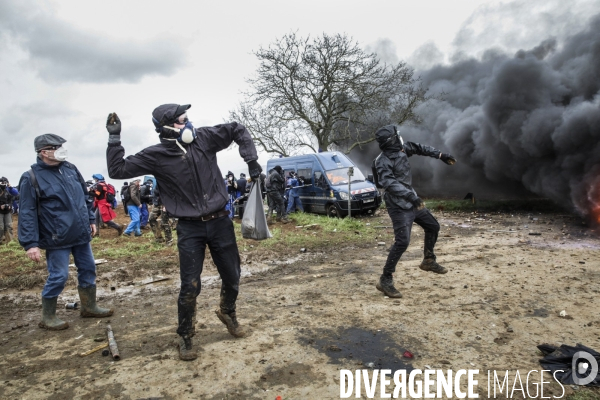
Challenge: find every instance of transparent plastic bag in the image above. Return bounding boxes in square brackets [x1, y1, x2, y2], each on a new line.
[241, 183, 272, 240]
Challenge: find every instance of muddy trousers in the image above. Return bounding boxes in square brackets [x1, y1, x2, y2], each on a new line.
[0, 212, 13, 243]
[176, 216, 241, 337]
[267, 191, 286, 220]
[383, 206, 440, 276]
[149, 206, 172, 241]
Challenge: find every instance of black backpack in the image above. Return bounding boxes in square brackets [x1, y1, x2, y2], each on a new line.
[122, 185, 132, 204]
[371, 154, 383, 189]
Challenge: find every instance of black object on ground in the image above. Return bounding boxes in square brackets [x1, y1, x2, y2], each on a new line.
[538, 343, 599, 386]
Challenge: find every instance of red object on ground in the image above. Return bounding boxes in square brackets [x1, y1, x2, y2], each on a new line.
[275, 397, 282, 400]
[403, 350, 414, 358]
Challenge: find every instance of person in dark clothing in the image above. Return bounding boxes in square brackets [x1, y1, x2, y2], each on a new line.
[267, 166, 289, 223]
[236, 173, 247, 197]
[18, 134, 113, 330]
[225, 171, 237, 219]
[105, 104, 262, 361]
[139, 179, 152, 229]
[374, 125, 456, 299]
[0, 177, 19, 244]
[149, 184, 172, 245]
[120, 182, 129, 216]
[264, 169, 275, 217]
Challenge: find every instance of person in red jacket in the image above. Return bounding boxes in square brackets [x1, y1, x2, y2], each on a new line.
[91, 174, 123, 236]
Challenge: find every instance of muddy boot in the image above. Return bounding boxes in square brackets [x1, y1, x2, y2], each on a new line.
[215, 310, 246, 338]
[419, 258, 448, 274]
[4, 230, 13, 244]
[178, 335, 198, 361]
[116, 224, 124, 236]
[39, 297, 69, 330]
[375, 274, 403, 298]
[78, 286, 114, 318]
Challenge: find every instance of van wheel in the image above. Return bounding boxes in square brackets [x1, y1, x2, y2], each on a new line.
[327, 204, 340, 218]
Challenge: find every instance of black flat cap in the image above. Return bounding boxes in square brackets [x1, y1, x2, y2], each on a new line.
[34, 133, 67, 152]
[152, 104, 191, 126]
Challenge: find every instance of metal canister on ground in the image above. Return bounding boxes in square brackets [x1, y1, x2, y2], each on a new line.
[65, 302, 78, 310]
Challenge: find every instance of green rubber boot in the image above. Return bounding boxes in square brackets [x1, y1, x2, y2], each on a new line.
[78, 286, 114, 318]
[39, 297, 69, 330]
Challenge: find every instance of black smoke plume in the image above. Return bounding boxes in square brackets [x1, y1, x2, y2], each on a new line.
[352, 13, 600, 220]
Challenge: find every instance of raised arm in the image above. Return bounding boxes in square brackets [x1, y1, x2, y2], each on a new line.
[105, 113, 156, 179]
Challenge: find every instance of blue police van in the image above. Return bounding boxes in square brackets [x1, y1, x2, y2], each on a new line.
[266, 152, 382, 218]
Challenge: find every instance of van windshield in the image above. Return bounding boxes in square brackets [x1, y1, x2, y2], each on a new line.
[325, 168, 366, 185]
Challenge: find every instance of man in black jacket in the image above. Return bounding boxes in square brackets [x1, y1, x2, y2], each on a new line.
[105, 104, 262, 361]
[267, 166, 289, 224]
[374, 125, 456, 299]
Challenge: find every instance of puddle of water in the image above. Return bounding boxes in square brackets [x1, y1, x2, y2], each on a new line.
[299, 327, 413, 372]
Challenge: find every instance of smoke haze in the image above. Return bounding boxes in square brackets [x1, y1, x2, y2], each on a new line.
[356, 7, 600, 219]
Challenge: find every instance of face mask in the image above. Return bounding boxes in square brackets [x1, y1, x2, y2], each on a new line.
[52, 146, 68, 161]
[163, 121, 196, 144]
[0, 184, 6, 190]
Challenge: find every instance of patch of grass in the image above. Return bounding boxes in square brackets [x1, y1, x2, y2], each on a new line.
[0, 241, 43, 277]
[91, 235, 177, 259]
[566, 388, 600, 400]
[425, 198, 567, 213]
[235, 212, 378, 252]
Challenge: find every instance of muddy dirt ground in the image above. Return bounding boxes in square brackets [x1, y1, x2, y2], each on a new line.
[1, 208, 599, 399]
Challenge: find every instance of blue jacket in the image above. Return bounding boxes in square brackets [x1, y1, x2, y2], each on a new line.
[287, 177, 301, 197]
[18, 158, 95, 250]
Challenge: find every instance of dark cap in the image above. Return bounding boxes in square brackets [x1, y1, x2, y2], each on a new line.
[152, 104, 191, 127]
[34, 133, 67, 152]
[0, 177, 8, 183]
[274, 165, 283, 173]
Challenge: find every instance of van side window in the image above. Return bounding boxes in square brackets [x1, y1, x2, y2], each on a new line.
[314, 171, 326, 188]
[297, 168, 312, 181]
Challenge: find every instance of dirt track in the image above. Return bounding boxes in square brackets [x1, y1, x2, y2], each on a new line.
[1, 209, 599, 399]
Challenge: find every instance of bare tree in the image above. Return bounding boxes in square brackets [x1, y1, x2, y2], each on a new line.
[230, 32, 428, 155]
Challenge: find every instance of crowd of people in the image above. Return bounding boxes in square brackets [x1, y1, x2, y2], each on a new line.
[11, 102, 455, 363]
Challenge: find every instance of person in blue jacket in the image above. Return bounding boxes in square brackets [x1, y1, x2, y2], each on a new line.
[18, 134, 114, 331]
[285, 172, 304, 214]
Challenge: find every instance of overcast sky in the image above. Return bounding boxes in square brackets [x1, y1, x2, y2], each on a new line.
[1, 0, 596, 187]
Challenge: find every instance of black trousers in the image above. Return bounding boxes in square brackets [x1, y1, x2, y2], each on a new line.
[267, 190, 286, 219]
[176, 216, 241, 337]
[383, 206, 440, 275]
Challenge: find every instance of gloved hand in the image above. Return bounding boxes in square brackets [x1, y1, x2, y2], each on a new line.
[106, 113, 121, 136]
[440, 153, 456, 165]
[247, 160, 262, 181]
[412, 197, 425, 210]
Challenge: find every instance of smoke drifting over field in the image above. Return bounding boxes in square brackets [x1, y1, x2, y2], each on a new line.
[358, 12, 600, 218]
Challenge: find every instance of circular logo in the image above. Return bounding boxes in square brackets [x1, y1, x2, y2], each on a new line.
[572, 351, 598, 386]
